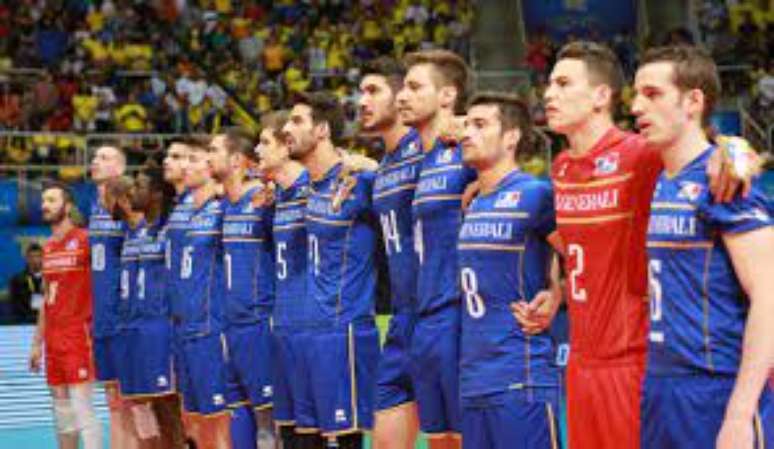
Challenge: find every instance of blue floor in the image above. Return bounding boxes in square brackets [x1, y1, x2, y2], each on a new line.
[0, 425, 111, 448]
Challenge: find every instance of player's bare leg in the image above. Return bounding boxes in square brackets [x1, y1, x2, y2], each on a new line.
[254, 408, 276, 448]
[51, 386, 79, 449]
[373, 403, 419, 449]
[105, 382, 140, 449]
[427, 434, 460, 449]
[197, 413, 233, 449]
[65, 383, 103, 449]
[152, 394, 186, 449]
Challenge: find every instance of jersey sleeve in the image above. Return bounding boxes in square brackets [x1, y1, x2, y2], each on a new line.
[356, 170, 376, 211]
[529, 180, 557, 238]
[699, 183, 773, 234]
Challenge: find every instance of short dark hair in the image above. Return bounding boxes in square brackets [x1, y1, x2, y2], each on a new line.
[42, 180, 75, 205]
[296, 91, 345, 145]
[468, 91, 544, 161]
[26, 242, 42, 254]
[404, 49, 472, 114]
[363, 56, 405, 92]
[260, 110, 289, 140]
[175, 135, 210, 152]
[640, 45, 721, 125]
[219, 127, 258, 161]
[556, 41, 624, 113]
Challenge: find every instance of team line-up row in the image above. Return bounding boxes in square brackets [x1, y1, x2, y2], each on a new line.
[32, 43, 773, 449]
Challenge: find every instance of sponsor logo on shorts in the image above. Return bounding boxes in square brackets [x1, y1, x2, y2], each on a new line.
[157, 376, 169, 388]
[335, 409, 347, 423]
[262, 385, 273, 398]
[213, 394, 225, 406]
[78, 368, 88, 379]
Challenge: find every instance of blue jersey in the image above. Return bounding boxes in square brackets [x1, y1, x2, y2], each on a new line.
[136, 221, 169, 322]
[646, 148, 773, 377]
[413, 140, 477, 314]
[166, 192, 195, 320]
[457, 171, 558, 399]
[222, 185, 275, 324]
[88, 199, 126, 337]
[176, 196, 225, 338]
[119, 221, 145, 330]
[372, 129, 423, 314]
[273, 171, 311, 329]
[306, 163, 377, 325]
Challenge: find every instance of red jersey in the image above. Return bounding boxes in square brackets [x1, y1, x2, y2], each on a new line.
[552, 127, 662, 363]
[42, 227, 93, 337]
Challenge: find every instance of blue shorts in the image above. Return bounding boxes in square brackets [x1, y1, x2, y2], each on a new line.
[120, 320, 174, 398]
[272, 328, 303, 427]
[642, 375, 774, 449]
[93, 333, 124, 383]
[375, 311, 416, 412]
[224, 321, 274, 409]
[296, 322, 380, 436]
[176, 333, 229, 415]
[410, 306, 461, 435]
[462, 388, 562, 449]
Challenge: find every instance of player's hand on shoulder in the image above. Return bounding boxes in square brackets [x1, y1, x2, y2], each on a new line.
[332, 169, 359, 213]
[438, 115, 465, 146]
[716, 415, 754, 449]
[708, 136, 762, 203]
[250, 181, 276, 208]
[340, 149, 379, 173]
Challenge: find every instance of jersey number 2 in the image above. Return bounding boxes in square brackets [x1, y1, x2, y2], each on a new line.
[568, 244, 587, 302]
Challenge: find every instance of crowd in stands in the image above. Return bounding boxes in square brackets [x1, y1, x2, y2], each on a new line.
[0, 0, 475, 172]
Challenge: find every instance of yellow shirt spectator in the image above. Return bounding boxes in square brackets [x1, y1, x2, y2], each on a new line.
[86, 10, 104, 32]
[115, 103, 147, 132]
[362, 19, 382, 41]
[215, 0, 232, 14]
[433, 22, 449, 47]
[81, 37, 109, 62]
[110, 44, 129, 67]
[327, 43, 347, 71]
[406, 22, 426, 46]
[72, 94, 98, 121]
[124, 44, 153, 70]
[263, 43, 286, 73]
[285, 66, 310, 93]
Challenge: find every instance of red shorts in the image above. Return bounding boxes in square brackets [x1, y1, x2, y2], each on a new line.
[566, 361, 644, 449]
[45, 325, 95, 386]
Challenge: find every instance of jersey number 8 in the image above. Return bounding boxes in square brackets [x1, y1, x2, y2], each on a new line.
[461, 267, 485, 319]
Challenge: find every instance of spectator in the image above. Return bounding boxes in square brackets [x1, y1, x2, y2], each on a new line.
[72, 83, 98, 132]
[405, 0, 429, 25]
[31, 71, 59, 127]
[115, 91, 148, 132]
[262, 34, 287, 78]
[8, 243, 44, 324]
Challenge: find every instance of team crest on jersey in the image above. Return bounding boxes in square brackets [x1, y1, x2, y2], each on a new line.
[677, 181, 703, 201]
[556, 162, 569, 178]
[404, 141, 419, 157]
[65, 239, 79, 251]
[242, 203, 255, 213]
[436, 148, 454, 164]
[494, 191, 521, 208]
[593, 152, 619, 175]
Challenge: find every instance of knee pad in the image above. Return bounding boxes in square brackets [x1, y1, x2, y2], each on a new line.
[53, 398, 77, 434]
